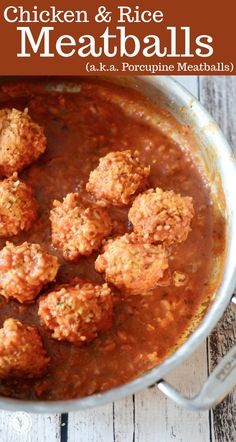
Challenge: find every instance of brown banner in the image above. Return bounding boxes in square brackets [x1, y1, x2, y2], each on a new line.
[0, 0, 235, 75]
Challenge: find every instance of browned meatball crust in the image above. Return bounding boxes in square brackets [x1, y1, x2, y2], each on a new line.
[95, 233, 169, 295]
[0, 173, 38, 237]
[129, 187, 194, 246]
[0, 319, 50, 379]
[38, 279, 113, 346]
[0, 242, 60, 303]
[86, 150, 150, 207]
[50, 193, 112, 261]
[0, 108, 46, 176]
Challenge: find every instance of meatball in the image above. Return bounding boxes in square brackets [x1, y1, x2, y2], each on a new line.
[38, 279, 113, 346]
[86, 150, 150, 207]
[129, 187, 194, 246]
[95, 234, 169, 295]
[0, 242, 60, 303]
[0, 173, 37, 237]
[50, 193, 112, 261]
[0, 318, 50, 379]
[0, 108, 46, 176]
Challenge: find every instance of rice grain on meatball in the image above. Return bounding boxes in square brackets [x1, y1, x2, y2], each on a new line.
[0, 108, 46, 176]
[38, 279, 113, 346]
[86, 150, 150, 207]
[0, 242, 60, 303]
[0, 173, 37, 237]
[129, 187, 194, 246]
[95, 233, 169, 295]
[0, 318, 50, 379]
[50, 193, 112, 261]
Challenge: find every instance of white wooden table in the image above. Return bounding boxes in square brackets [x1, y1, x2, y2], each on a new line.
[0, 76, 235, 442]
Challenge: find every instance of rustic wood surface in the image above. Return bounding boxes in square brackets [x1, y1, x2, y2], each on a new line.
[199, 76, 236, 442]
[0, 76, 235, 442]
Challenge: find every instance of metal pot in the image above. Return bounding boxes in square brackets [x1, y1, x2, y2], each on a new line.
[1, 76, 236, 412]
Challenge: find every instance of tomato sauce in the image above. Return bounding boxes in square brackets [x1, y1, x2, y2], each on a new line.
[0, 79, 225, 400]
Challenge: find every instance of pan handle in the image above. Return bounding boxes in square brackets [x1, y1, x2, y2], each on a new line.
[157, 296, 236, 410]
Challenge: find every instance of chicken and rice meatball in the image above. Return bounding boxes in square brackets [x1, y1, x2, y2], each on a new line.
[95, 233, 169, 295]
[38, 279, 113, 346]
[0, 318, 50, 379]
[86, 150, 150, 207]
[129, 187, 194, 246]
[0, 173, 37, 237]
[0, 108, 46, 176]
[0, 242, 59, 303]
[50, 193, 112, 261]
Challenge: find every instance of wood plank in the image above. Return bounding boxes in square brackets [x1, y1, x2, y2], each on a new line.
[199, 76, 236, 442]
[0, 412, 60, 442]
[67, 404, 114, 442]
[135, 343, 210, 442]
[199, 76, 236, 153]
[207, 306, 236, 442]
[113, 396, 134, 442]
[67, 395, 134, 442]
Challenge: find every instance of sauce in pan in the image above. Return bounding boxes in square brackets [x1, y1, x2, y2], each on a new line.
[0, 79, 225, 400]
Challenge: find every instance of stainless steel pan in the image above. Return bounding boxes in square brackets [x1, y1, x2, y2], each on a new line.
[0, 76, 236, 412]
